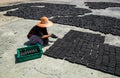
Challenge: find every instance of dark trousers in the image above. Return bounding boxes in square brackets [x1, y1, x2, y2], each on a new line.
[43, 38, 49, 45]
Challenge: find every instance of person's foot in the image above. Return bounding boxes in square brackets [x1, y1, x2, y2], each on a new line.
[51, 34, 58, 38]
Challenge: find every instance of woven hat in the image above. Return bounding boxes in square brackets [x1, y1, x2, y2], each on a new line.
[37, 16, 53, 28]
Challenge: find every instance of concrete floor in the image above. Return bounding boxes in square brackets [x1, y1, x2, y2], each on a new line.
[0, 0, 120, 78]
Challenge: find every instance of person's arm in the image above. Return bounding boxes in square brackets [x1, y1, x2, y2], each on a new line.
[42, 33, 58, 39]
[41, 34, 51, 39]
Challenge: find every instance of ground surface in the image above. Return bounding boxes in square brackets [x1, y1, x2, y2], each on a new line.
[0, 0, 120, 78]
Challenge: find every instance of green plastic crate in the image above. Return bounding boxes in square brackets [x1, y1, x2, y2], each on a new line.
[16, 44, 43, 63]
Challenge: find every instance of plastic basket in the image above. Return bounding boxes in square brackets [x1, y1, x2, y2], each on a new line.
[16, 44, 43, 63]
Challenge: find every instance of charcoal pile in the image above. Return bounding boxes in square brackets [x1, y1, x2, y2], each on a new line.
[85, 2, 120, 9]
[51, 15, 120, 36]
[3, 3, 120, 36]
[4, 3, 91, 20]
[44, 30, 120, 76]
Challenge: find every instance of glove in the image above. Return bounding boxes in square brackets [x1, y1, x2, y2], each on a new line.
[51, 34, 58, 38]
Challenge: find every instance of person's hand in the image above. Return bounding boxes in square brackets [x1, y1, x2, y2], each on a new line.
[51, 34, 58, 38]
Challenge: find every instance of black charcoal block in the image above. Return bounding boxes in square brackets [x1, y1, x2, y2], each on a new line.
[100, 65, 108, 72]
[108, 67, 115, 74]
[102, 55, 109, 66]
[109, 45, 116, 55]
[116, 61, 120, 68]
[104, 44, 110, 52]
[115, 67, 120, 76]
[109, 60, 116, 68]
[95, 55, 102, 65]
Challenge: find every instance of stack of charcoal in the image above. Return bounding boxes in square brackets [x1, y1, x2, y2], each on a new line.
[44, 30, 120, 76]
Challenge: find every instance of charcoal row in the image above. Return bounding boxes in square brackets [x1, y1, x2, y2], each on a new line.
[1, 2, 120, 11]
[4, 3, 91, 20]
[51, 15, 120, 36]
[0, 3, 76, 11]
[44, 30, 120, 76]
[85, 2, 120, 9]
[3, 3, 120, 36]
